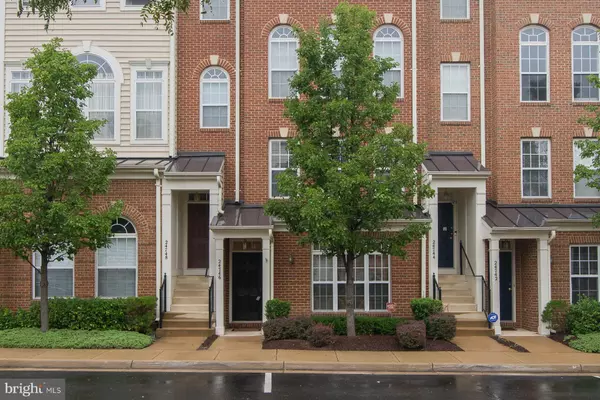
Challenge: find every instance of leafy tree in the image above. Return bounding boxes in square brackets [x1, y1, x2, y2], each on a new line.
[574, 74, 600, 226]
[0, 38, 123, 332]
[264, 3, 433, 336]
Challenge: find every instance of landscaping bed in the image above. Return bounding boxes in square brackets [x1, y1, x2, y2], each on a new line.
[263, 335, 462, 352]
[0, 328, 153, 349]
[198, 334, 219, 350]
[492, 336, 529, 353]
[549, 332, 600, 353]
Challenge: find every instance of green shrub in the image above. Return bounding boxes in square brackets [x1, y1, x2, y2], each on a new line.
[568, 332, 600, 353]
[265, 299, 291, 320]
[426, 314, 456, 340]
[262, 317, 313, 341]
[541, 300, 570, 333]
[410, 298, 444, 320]
[311, 316, 406, 336]
[566, 296, 600, 335]
[396, 320, 426, 349]
[308, 323, 334, 348]
[0, 328, 152, 349]
[0, 297, 156, 333]
[0, 308, 17, 330]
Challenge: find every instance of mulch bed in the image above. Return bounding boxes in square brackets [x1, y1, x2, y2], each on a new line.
[491, 336, 529, 353]
[548, 333, 576, 348]
[198, 334, 219, 350]
[262, 335, 463, 352]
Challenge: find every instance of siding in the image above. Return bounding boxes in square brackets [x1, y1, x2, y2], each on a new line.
[4, 0, 171, 157]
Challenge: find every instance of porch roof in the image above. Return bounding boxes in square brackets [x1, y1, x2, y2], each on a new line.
[165, 152, 225, 174]
[484, 201, 600, 229]
[211, 203, 272, 229]
[423, 152, 490, 175]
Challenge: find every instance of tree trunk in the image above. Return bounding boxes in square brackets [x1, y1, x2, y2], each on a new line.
[345, 253, 356, 337]
[40, 252, 49, 333]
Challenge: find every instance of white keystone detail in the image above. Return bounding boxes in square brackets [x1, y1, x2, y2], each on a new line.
[451, 52, 461, 62]
[532, 127, 541, 137]
[279, 14, 289, 24]
[209, 55, 219, 66]
[384, 13, 393, 24]
[584, 127, 594, 138]
[279, 127, 289, 138]
[530, 13, 540, 24]
[582, 14, 592, 24]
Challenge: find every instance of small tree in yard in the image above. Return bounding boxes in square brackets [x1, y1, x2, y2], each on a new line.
[264, 3, 433, 337]
[0, 38, 123, 332]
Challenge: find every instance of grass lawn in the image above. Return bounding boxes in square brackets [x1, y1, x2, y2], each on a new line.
[0, 328, 153, 349]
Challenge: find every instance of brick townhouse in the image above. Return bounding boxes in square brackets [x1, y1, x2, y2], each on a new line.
[0, 0, 599, 338]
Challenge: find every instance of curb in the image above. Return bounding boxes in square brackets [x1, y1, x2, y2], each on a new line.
[0, 359, 132, 370]
[131, 360, 284, 371]
[284, 362, 433, 372]
[432, 363, 583, 373]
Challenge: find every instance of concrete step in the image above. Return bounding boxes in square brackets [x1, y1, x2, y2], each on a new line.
[176, 276, 211, 282]
[455, 327, 494, 337]
[172, 296, 209, 305]
[174, 289, 209, 297]
[440, 281, 471, 289]
[456, 319, 490, 328]
[442, 289, 472, 298]
[175, 283, 211, 291]
[444, 303, 477, 312]
[443, 295, 475, 304]
[170, 304, 209, 314]
[164, 312, 212, 320]
[162, 318, 211, 329]
[156, 327, 215, 338]
[437, 275, 468, 282]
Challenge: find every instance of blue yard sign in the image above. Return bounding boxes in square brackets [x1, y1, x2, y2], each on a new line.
[487, 312, 499, 323]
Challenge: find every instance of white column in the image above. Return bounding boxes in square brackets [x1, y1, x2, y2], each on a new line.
[474, 188, 487, 311]
[428, 188, 439, 298]
[537, 238, 551, 335]
[489, 238, 501, 335]
[209, 188, 220, 277]
[161, 188, 173, 311]
[262, 237, 272, 323]
[215, 237, 225, 336]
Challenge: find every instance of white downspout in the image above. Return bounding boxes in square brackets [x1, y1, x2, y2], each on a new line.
[479, 0, 486, 166]
[234, 0, 241, 202]
[153, 169, 162, 319]
[168, 13, 177, 158]
[0, 1, 6, 157]
[269, 229, 274, 299]
[411, 0, 417, 144]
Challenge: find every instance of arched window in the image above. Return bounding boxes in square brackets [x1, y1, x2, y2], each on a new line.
[520, 26, 549, 102]
[269, 26, 298, 98]
[201, 68, 230, 128]
[572, 26, 599, 102]
[97, 218, 137, 298]
[77, 53, 116, 140]
[374, 25, 403, 98]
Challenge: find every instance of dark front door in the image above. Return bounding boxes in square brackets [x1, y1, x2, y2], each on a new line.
[232, 252, 263, 321]
[438, 203, 454, 269]
[188, 203, 209, 269]
[500, 251, 513, 321]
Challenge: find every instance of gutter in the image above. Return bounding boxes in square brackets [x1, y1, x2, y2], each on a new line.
[479, 0, 486, 166]
[153, 168, 162, 319]
[411, 0, 417, 144]
[168, 13, 177, 157]
[234, 0, 241, 202]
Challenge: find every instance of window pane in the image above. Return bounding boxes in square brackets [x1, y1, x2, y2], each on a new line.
[35, 269, 74, 298]
[442, 94, 468, 121]
[572, 277, 599, 303]
[521, 75, 547, 101]
[98, 269, 136, 298]
[136, 79, 163, 139]
[90, 111, 115, 140]
[313, 284, 333, 311]
[337, 283, 365, 311]
[369, 283, 389, 310]
[574, 74, 600, 101]
[202, 0, 228, 19]
[136, 111, 162, 139]
[97, 238, 137, 268]
[72, 0, 103, 6]
[202, 106, 228, 128]
[88, 82, 115, 140]
[441, 0, 468, 19]
[125, 0, 149, 5]
[271, 71, 295, 98]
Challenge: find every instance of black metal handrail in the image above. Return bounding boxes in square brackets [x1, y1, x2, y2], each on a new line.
[432, 273, 442, 301]
[460, 241, 492, 328]
[159, 273, 167, 328]
[208, 276, 215, 329]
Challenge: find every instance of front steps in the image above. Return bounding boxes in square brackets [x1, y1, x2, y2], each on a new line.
[156, 276, 215, 338]
[438, 274, 493, 337]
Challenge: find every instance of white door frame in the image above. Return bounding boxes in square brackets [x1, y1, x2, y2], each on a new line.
[438, 201, 459, 275]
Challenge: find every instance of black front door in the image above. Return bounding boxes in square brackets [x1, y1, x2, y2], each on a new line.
[438, 203, 454, 269]
[232, 252, 263, 321]
[500, 251, 513, 321]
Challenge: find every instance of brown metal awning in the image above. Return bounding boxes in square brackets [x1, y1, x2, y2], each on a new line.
[165, 152, 225, 174]
[484, 201, 600, 229]
[211, 203, 272, 229]
[115, 157, 172, 169]
[423, 152, 490, 175]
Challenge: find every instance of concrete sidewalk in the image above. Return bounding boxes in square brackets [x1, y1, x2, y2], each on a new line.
[0, 336, 598, 374]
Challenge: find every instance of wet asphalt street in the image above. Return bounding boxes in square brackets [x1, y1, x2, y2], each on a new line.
[0, 371, 599, 399]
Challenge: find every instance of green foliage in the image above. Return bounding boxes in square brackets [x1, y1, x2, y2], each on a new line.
[311, 316, 406, 336]
[265, 299, 291, 320]
[262, 317, 313, 342]
[541, 300, 570, 334]
[308, 323, 334, 347]
[0, 297, 156, 333]
[566, 296, 600, 335]
[0, 328, 152, 349]
[410, 298, 444, 321]
[425, 314, 456, 340]
[396, 320, 426, 349]
[568, 332, 600, 353]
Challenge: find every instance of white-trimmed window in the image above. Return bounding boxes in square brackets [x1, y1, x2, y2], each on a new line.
[520, 26, 549, 102]
[72, 0, 105, 8]
[201, 0, 228, 20]
[573, 139, 600, 198]
[441, 0, 469, 20]
[133, 68, 167, 140]
[521, 139, 550, 198]
[96, 218, 137, 298]
[32, 253, 74, 298]
[312, 246, 391, 312]
[269, 139, 291, 198]
[201, 68, 229, 128]
[441, 63, 470, 121]
[122, 0, 150, 8]
[77, 53, 116, 141]
[572, 26, 599, 102]
[5, 69, 32, 139]
[269, 26, 298, 98]
[571, 246, 599, 303]
[373, 25, 403, 97]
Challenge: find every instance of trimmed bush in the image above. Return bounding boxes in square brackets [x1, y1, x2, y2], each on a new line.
[410, 298, 444, 321]
[569, 332, 600, 353]
[541, 300, 570, 334]
[311, 316, 406, 336]
[265, 299, 291, 320]
[0, 328, 152, 349]
[0, 297, 156, 333]
[426, 314, 456, 340]
[396, 320, 426, 349]
[262, 317, 313, 341]
[566, 296, 600, 335]
[308, 323, 334, 348]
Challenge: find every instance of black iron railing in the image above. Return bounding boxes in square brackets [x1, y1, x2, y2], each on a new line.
[459, 240, 491, 327]
[432, 273, 442, 301]
[159, 273, 167, 328]
[208, 275, 215, 329]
